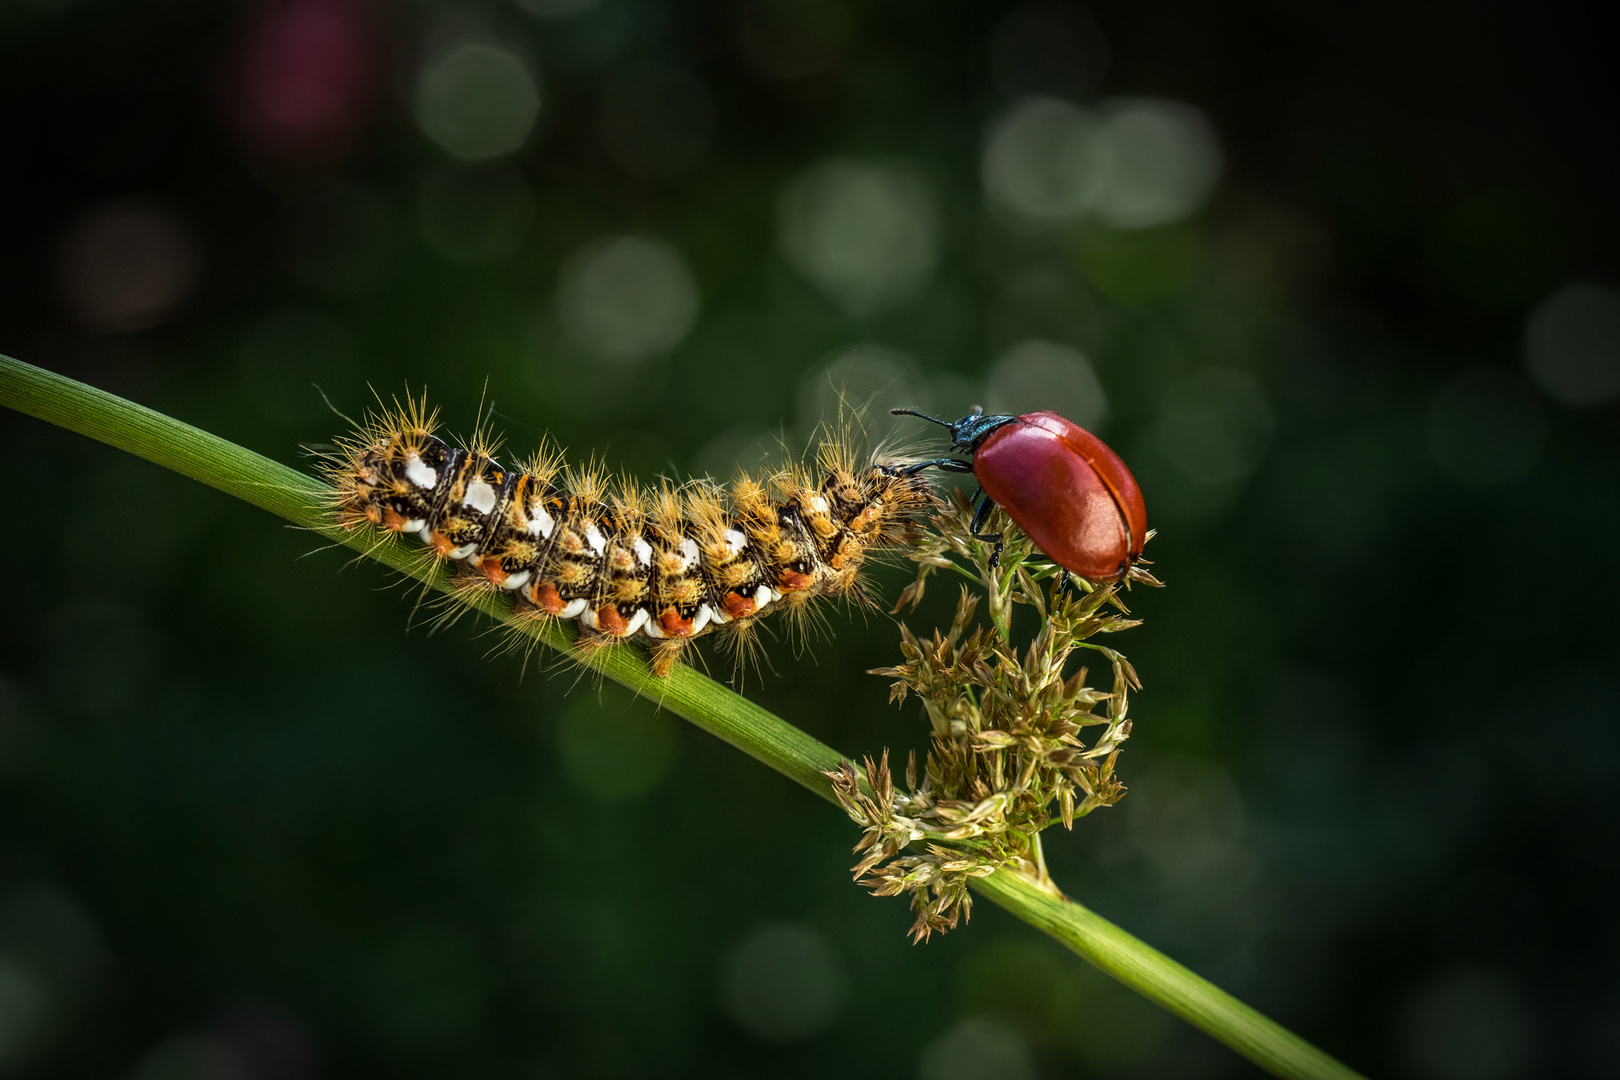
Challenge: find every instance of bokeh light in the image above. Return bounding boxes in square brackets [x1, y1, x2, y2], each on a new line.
[777, 159, 941, 316]
[983, 339, 1108, 430]
[1523, 279, 1620, 406]
[415, 37, 541, 162]
[1084, 98, 1223, 230]
[717, 922, 844, 1041]
[223, 0, 380, 163]
[52, 198, 201, 334]
[555, 234, 700, 363]
[982, 96, 1221, 231]
[982, 96, 1098, 227]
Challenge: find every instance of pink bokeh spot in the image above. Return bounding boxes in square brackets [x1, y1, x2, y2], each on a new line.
[225, 0, 382, 161]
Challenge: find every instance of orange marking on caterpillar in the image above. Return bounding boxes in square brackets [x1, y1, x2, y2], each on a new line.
[658, 608, 697, 637]
[594, 605, 630, 637]
[777, 569, 813, 592]
[529, 581, 569, 615]
[722, 592, 758, 620]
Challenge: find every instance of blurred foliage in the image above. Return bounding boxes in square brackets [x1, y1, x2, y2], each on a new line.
[1, 1, 1618, 1078]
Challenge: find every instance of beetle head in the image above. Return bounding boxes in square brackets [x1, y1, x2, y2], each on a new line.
[890, 406, 1019, 453]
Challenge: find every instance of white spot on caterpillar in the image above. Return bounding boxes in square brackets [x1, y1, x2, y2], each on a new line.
[754, 584, 774, 610]
[690, 605, 711, 634]
[678, 537, 700, 571]
[463, 480, 497, 515]
[449, 542, 477, 560]
[558, 598, 588, 619]
[585, 525, 607, 556]
[578, 606, 599, 630]
[624, 608, 651, 636]
[703, 602, 729, 625]
[529, 505, 555, 539]
[405, 519, 427, 534]
[809, 494, 829, 514]
[723, 529, 748, 556]
[769, 587, 784, 603]
[642, 617, 666, 639]
[633, 537, 653, 567]
[404, 452, 437, 490]
[502, 570, 531, 590]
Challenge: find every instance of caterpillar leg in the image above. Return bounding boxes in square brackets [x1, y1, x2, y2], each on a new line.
[648, 638, 691, 678]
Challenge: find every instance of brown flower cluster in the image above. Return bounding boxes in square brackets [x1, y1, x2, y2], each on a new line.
[826, 494, 1159, 941]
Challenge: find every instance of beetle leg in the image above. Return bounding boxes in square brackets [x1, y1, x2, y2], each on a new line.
[898, 457, 974, 477]
[969, 496, 1004, 570]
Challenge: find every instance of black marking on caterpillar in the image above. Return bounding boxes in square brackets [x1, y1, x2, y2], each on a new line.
[322, 395, 939, 677]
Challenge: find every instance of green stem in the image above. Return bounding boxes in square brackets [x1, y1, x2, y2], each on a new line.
[975, 871, 1363, 1080]
[0, 353, 1365, 1080]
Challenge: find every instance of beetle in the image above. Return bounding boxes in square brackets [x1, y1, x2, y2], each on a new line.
[892, 407, 1148, 586]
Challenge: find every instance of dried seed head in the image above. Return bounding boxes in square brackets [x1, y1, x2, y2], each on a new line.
[826, 494, 1162, 941]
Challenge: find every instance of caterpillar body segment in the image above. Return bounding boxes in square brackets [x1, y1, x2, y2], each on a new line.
[326, 398, 939, 676]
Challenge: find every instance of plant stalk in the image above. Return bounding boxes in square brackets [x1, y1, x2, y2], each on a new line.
[0, 353, 1365, 1080]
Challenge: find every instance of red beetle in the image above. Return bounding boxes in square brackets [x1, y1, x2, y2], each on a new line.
[893, 407, 1148, 584]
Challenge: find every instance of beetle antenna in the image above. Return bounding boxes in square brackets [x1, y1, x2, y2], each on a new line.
[889, 407, 953, 429]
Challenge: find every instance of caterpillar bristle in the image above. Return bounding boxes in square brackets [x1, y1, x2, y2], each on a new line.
[326, 395, 940, 677]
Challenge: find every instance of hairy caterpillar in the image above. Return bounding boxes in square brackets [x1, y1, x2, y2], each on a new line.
[323, 395, 938, 676]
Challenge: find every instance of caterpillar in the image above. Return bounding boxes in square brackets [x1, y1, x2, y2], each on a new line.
[323, 395, 939, 676]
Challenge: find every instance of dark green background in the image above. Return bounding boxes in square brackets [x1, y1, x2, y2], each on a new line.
[2, 2, 1617, 1077]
